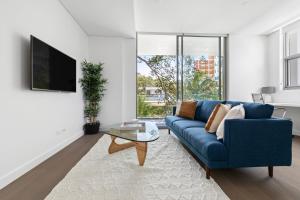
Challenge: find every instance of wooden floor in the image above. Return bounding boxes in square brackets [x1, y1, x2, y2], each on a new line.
[0, 134, 102, 200]
[0, 131, 300, 200]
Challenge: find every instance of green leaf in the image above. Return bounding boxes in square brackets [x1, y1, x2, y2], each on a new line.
[79, 59, 107, 123]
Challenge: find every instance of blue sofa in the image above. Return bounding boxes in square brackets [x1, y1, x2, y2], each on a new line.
[165, 100, 293, 179]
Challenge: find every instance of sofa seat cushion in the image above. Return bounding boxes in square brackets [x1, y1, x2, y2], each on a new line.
[172, 120, 206, 135]
[183, 127, 228, 161]
[165, 115, 185, 127]
[197, 100, 225, 123]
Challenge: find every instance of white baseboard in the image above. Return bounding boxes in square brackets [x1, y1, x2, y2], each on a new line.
[0, 131, 84, 190]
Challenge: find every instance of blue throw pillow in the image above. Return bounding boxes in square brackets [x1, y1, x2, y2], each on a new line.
[196, 100, 225, 122]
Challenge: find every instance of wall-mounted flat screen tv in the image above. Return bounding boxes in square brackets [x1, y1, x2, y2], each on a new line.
[31, 35, 76, 92]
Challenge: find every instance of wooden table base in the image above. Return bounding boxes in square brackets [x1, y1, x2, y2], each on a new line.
[108, 136, 147, 166]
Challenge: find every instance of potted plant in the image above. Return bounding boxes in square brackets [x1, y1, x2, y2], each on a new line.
[79, 60, 107, 134]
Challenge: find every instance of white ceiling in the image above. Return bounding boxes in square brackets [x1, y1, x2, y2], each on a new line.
[135, 0, 282, 34]
[59, 0, 136, 38]
[234, 0, 300, 34]
[60, 0, 300, 38]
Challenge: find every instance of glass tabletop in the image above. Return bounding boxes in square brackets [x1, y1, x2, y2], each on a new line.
[100, 122, 160, 142]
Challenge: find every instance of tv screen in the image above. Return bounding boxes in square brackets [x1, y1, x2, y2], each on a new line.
[31, 35, 76, 92]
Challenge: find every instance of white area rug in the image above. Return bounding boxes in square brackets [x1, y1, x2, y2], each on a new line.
[46, 131, 229, 200]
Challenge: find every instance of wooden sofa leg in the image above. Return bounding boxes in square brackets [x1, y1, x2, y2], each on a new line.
[268, 166, 273, 177]
[206, 166, 211, 179]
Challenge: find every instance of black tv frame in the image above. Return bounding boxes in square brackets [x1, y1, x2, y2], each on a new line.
[30, 35, 77, 92]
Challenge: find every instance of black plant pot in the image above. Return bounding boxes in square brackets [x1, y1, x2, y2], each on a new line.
[84, 122, 100, 135]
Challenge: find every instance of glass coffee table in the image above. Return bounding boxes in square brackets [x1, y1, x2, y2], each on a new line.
[101, 122, 159, 166]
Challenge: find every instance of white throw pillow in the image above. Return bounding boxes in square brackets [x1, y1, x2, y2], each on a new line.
[216, 104, 245, 140]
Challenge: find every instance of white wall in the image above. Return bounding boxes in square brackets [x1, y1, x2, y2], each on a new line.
[266, 30, 300, 135]
[0, 0, 88, 189]
[122, 39, 137, 121]
[267, 30, 300, 103]
[227, 34, 268, 101]
[266, 31, 282, 93]
[88, 37, 136, 126]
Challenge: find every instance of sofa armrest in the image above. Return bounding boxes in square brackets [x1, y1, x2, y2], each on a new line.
[223, 118, 293, 168]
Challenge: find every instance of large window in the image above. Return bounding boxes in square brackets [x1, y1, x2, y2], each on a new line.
[284, 20, 300, 89]
[137, 34, 177, 118]
[137, 33, 226, 118]
[177, 36, 226, 101]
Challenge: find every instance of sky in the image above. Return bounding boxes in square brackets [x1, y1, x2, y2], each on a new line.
[137, 61, 152, 76]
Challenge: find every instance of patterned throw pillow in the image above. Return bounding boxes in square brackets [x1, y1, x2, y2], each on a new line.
[176, 101, 197, 119]
[205, 104, 231, 133]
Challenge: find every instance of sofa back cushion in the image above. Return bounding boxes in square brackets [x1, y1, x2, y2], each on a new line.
[225, 101, 274, 119]
[225, 101, 243, 107]
[194, 101, 203, 121]
[243, 103, 274, 119]
[196, 100, 225, 122]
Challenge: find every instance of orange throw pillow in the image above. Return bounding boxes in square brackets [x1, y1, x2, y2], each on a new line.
[177, 101, 197, 119]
